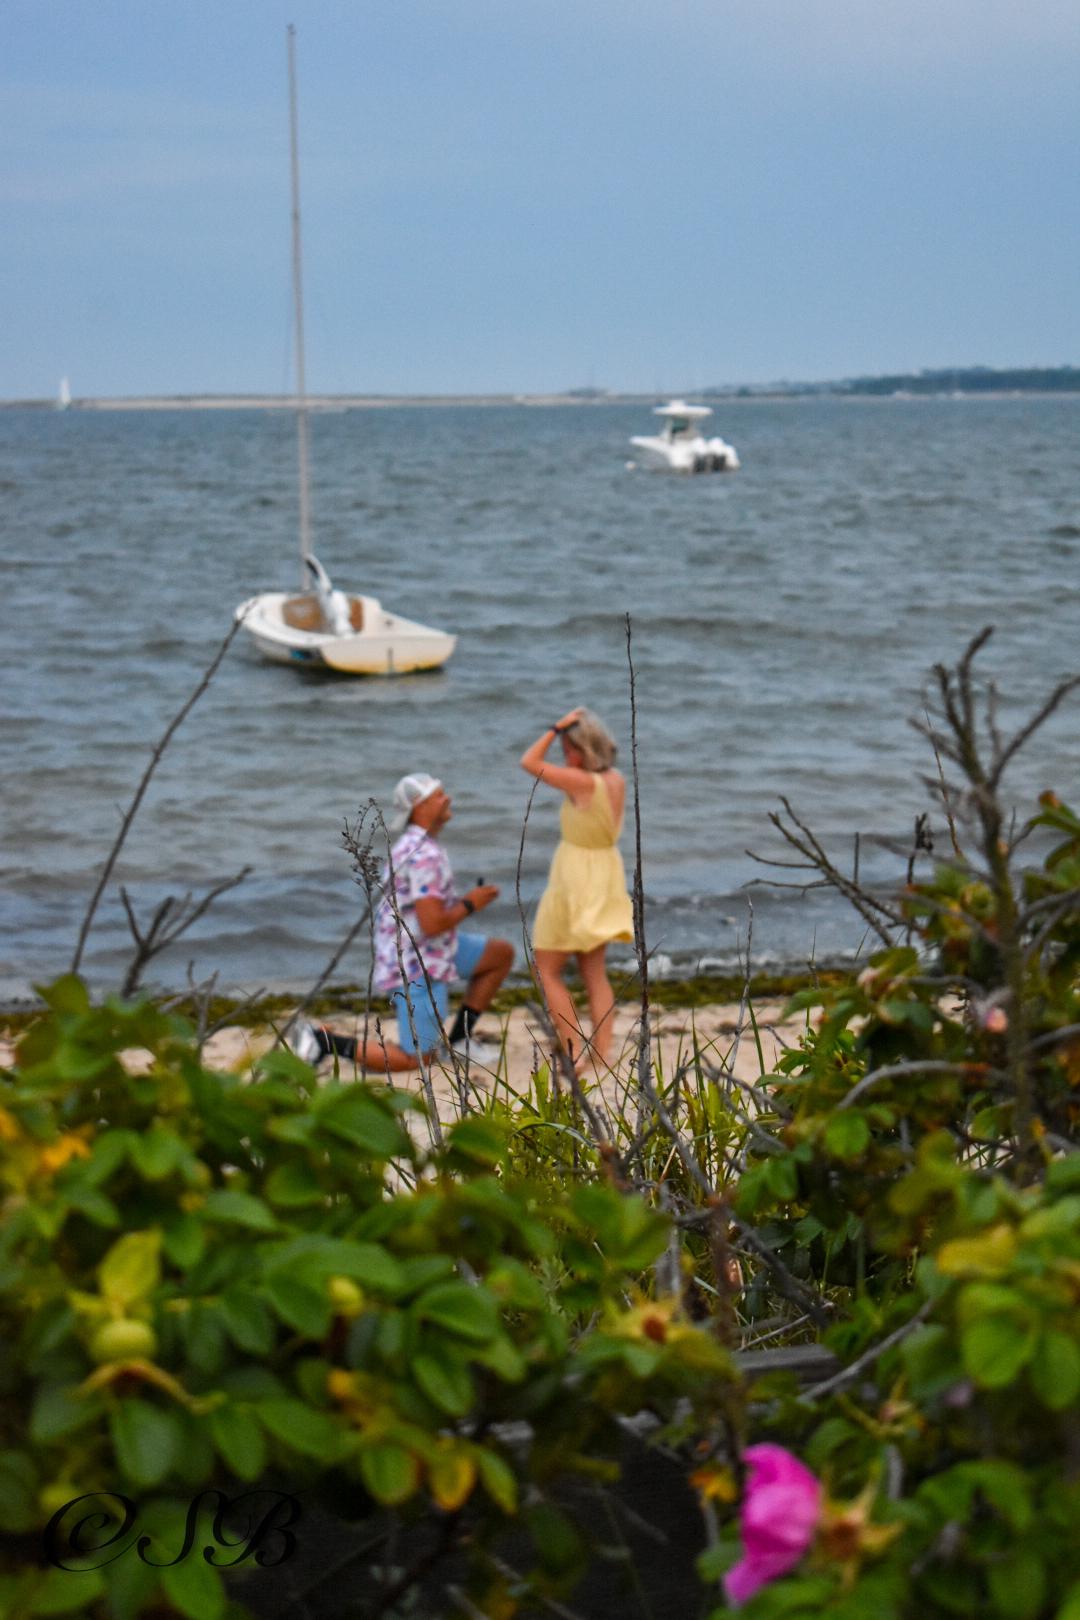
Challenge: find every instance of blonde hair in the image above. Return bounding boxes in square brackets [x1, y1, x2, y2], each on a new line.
[563, 707, 617, 771]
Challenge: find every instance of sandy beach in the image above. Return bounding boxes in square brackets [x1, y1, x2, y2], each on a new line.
[1, 994, 801, 1131]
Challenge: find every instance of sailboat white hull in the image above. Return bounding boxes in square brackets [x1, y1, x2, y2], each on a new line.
[236, 591, 456, 675]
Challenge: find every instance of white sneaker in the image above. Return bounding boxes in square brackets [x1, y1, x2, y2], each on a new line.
[449, 1034, 500, 1069]
[287, 1019, 322, 1064]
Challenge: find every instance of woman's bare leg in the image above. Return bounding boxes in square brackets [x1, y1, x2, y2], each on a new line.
[576, 944, 616, 1067]
[533, 948, 585, 1064]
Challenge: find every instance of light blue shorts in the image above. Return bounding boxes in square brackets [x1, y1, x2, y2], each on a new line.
[390, 931, 487, 1054]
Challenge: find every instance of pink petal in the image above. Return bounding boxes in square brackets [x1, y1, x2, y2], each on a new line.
[725, 1550, 803, 1605]
[723, 1447, 822, 1608]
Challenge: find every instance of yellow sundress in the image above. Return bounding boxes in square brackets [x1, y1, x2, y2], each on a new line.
[532, 772, 635, 953]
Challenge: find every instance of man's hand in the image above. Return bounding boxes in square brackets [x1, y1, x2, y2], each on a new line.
[415, 885, 500, 938]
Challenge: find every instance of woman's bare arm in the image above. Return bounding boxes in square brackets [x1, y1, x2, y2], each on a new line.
[520, 710, 594, 799]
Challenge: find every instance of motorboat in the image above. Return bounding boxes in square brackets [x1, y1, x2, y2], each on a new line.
[236, 28, 455, 676]
[629, 400, 740, 473]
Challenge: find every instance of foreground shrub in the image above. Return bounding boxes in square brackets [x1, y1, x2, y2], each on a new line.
[0, 978, 732, 1618]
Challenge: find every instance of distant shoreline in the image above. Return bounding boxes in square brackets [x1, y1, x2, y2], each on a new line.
[4, 389, 1080, 412]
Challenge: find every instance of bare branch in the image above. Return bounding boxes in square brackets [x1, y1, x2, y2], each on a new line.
[806, 1300, 934, 1402]
[72, 617, 242, 974]
[988, 673, 1080, 790]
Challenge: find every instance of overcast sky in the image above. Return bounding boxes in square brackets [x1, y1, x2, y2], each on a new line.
[4, 0, 1078, 398]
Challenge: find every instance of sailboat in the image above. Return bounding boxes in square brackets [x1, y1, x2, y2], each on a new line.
[236, 26, 455, 675]
[57, 377, 72, 411]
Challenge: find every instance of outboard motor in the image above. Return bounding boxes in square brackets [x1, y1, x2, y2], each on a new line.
[305, 554, 352, 637]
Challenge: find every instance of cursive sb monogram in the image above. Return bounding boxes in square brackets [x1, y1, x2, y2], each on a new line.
[42, 1489, 302, 1572]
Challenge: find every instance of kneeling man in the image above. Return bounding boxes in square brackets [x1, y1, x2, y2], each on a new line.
[292, 773, 512, 1072]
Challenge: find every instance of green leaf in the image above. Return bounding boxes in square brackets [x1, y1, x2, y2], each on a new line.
[487, 1258, 547, 1311]
[264, 1161, 326, 1208]
[31, 1384, 104, 1444]
[318, 1094, 408, 1158]
[395, 1255, 457, 1295]
[261, 1274, 331, 1338]
[24, 1300, 75, 1359]
[762, 1154, 799, 1202]
[110, 1401, 183, 1488]
[1021, 1197, 1080, 1239]
[173, 1414, 215, 1488]
[202, 1190, 278, 1231]
[27, 1566, 107, 1615]
[60, 1183, 121, 1227]
[475, 1446, 518, 1514]
[267, 1113, 320, 1145]
[957, 1460, 1033, 1533]
[53, 1040, 113, 1083]
[1057, 1580, 1080, 1620]
[936, 1225, 1017, 1278]
[988, 1548, 1045, 1620]
[414, 1281, 499, 1343]
[472, 1334, 528, 1383]
[961, 1315, 1036, 1389]
[37, 974, 91, 1015]
[103, 1551, 161, 1620]
[359, 1442, 421, 1505]
[412, 1352, 475, 1417]
[823, 1112, 871, 1160]
[444, 1116, 507, 1167]
[162, 1212, 205, 1270]
[77, 1129, 134, 1187]
[262, 1235, 405, 1296]
[1030, 1330, 1080, 1411]
[526, 1502, 585, 1576]
[257, 1398, 340, 1460]
[130, 1127, 187, 1181]
[804, 1418, 858, 1471]
[219, 1288, 276, 1355]
[620, 1342, 661, 1377]
[98, 1230, 162, 1310]
[180, 1302, 228, 1375]
[161, 1557, 226, 1620]
[1045, 1156, 1080, 1197]
[209, 1405, 269, 1482]
[0, 1451, 37, 1534]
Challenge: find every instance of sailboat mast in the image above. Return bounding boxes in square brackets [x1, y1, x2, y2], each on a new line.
[286, 24, 312, 582]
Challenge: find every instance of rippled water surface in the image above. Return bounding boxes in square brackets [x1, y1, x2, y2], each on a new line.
[2, 397, 1078, 998]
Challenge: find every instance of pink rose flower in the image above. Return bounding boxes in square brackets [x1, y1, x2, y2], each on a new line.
[724, 1444, 822, 1607]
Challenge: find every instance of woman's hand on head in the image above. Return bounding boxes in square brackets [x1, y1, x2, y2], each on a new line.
[554, 707, 583, 732]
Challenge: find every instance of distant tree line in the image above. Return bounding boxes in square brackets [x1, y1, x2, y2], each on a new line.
[705, 365, 1080, 398]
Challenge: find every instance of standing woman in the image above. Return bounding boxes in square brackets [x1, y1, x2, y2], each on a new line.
[520, 707, 634, 1072]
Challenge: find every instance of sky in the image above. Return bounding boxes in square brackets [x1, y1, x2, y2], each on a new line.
[3, 0, 1079, 399]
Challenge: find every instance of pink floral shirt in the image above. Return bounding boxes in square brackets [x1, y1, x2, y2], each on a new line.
[372, 826, 460, 991]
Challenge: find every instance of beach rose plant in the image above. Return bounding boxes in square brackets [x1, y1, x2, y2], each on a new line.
[0, 974, 734, 1619]
[702, 647, 1080, 1616]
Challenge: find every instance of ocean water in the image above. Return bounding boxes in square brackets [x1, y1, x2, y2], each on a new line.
[2, 396, 1078, 1002]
